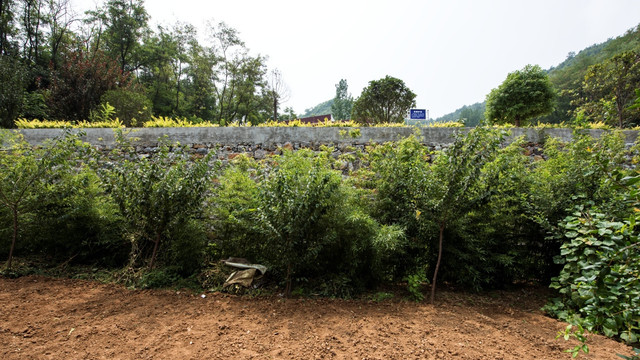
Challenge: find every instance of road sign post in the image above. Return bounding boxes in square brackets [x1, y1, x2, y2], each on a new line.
[410, 109, 427, 120]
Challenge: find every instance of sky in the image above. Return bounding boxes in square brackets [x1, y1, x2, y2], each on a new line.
[71, 0, 640, 119]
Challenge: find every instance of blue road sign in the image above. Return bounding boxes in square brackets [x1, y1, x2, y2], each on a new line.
[410, 109, 426, 120]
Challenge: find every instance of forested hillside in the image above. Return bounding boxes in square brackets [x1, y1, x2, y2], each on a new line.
[435, 102, 485, 125]
[300, 99, 333, 117]
[437, 24, 640, 125]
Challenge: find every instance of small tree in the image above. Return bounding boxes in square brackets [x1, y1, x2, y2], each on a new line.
[266, 68, 290, 122]
[256, 150, 343, 296]
[100, 131, 213, 270]
[100, 88, 153, 126]
[331, 79, 353, 120]
[412, 127, 504, 303]
[485, 64, 556, 127]
[352, 75, 416, 125]
[576, 51, 640, 127]
[1, 130, 87, 269]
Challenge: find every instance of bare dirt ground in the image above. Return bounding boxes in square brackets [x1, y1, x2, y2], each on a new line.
[0, 276, 635, 359]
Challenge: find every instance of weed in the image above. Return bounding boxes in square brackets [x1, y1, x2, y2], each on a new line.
[556, 324, 589, 358]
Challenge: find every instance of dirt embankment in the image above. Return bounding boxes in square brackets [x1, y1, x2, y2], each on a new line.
[0, 276, 634, 359]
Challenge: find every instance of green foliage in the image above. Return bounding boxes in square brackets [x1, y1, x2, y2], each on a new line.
[20, 91, 50, 120]
[543, 145, 640, 344]
[575, 51, 640, 128]
[539, 25, 640, 124]
[368, 129, 538, 296]
[556, 324, 590, 358]
[618, 348, 640, 360]
[99, 131, 214, 273]
[527, 132, 626, 279]
[301, 99, 333, 118]
[452, 137, 534, 288]
[331, 79, 353, 121]
[0, 55, 26, 127]
[210, 149, 398, 297]
[415, 127, 505, 303]
[485, 64, 556, 127]
[404, 271, 428, 301]
[0, 130, 92, 268]
[369, 291, 394, 302]
[27, 166, 127, 266]
[436, 102, 486, 126]
[352, 75, 416, 125]
[87, 0, 149, 72]
[545, 205, 640, 344]
[208, 156, 263, 261]
[255, 149, 359, 296]
[367, 135, 430, 280]
[89, 102, 117, 123]
[48, 49, 132, 121]
[100, 88, 153, 126]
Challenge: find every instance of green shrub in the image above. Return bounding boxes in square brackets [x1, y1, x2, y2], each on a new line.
[209, 149, 399, 297]
[452, 137, 536, 288]
[27, 167, 128, 266]
[99, 131, 215, 273]
[208, 157, 263, 262]
[20, 91, 50, 120]
[100, 88, 153, 127]
[0, 130, 92, 269]
[0, 56, 27, 128]
[545, 205, 640, 343]
[526, 131, 627, 280]
[367, 135, 431, 280]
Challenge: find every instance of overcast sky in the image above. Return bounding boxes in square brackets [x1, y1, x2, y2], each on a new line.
[72, 0, 640, 118]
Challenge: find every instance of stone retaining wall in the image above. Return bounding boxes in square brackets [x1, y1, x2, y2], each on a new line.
[8, 127, 639, 163]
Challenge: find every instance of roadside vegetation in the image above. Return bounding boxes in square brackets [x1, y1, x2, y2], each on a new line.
[2, 126, 639, 349]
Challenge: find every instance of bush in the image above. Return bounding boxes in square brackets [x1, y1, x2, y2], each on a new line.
[100, 89, 153, 126]
[208, 156, 263, 262]
[209, 149, 399, 297]
[0, 130, 93, 268]
[367, 135, 431, 280]
[27, 167, 127, 266]
[526, 131, 627, 280]
[545, 204, 640, 344]
[99, 131, 215, 273]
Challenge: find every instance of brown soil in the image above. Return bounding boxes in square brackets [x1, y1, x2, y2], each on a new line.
[0, 276, 634, 359]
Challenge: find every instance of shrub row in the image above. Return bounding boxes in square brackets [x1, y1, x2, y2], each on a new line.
[1, 127, 638, 341]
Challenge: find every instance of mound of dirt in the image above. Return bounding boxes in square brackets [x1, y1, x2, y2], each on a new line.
[0, 276, 634, 359]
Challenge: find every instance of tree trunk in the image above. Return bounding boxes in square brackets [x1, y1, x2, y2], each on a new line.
[273, 96, 278, 122]
[430, 221, 445, 304]
[285, 263, 292, 298]
[617, 99, 624, 128]
[149, 231, 161, 270]
[6, 208, 18, 270]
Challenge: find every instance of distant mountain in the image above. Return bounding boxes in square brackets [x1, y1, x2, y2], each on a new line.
[301, 99, 333, 117]
[435, 102, 485, 126]
[437, 24, 640, 125]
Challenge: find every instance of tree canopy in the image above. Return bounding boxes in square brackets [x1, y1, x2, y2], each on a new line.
[575, 51, 640, 127]
[331, 79, 353, 121]
[352, 75, 416, 124]
[0, 0, 278, 127]
[485, 64, 556, 127]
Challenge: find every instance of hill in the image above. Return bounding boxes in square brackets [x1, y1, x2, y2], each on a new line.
[435, 102, 485, 125]
[437, 24, 640, 124]
[301, 99, 333, 118]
